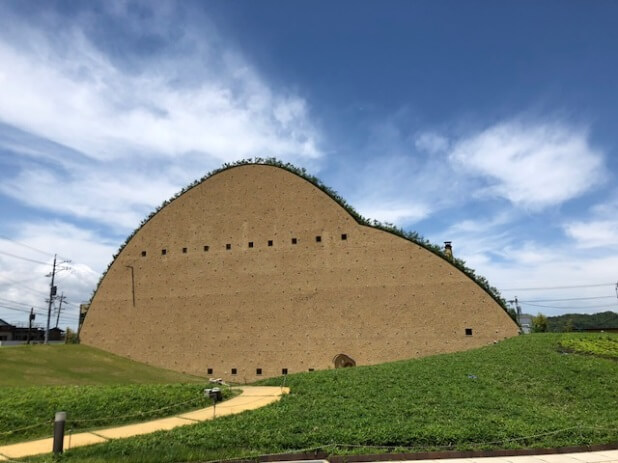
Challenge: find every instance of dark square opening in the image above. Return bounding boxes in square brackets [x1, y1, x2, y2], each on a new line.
[315, 236, 321, 242]
[141, 251, 147, 257]
[207, 368, 213, 375]
[231, 368, 237, 375]
[204, 245, 209, 252]
[282, 368, 288, 375]
[182, 247, 187, 253]
[465, 328, 473, 336]
[161, 249, 167, 255]
[248, 241, 254, 248]
[341, 233, 347, 240]
[308, 368, 315, 372]
[256, 368, 262, 375]
[268, 240, 273, 246]
[226, 243, 231, 250]
[291, 238, 297, 244]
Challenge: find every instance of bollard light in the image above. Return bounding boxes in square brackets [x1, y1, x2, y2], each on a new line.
[53, 411, 66, 454]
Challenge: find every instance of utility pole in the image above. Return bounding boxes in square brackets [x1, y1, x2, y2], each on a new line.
[44, 255, 72, 344]
[508, 297, 522, 326]
[45, 254, 57, 344]
[27, 308, 35, 345]
[55, 293, 66, 329]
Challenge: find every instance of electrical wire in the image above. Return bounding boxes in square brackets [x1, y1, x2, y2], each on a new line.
[519, 301, 618, 310]
[520, 296, 616, 303]
[0, 251, 51, 266]
[501, 282, 616, 291]
[0, 236, 56, 258]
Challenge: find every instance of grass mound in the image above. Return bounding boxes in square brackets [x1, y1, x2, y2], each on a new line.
[0, 344, 223, 444]
[38, 333, 617, 463]
[0, 344, 204, 386]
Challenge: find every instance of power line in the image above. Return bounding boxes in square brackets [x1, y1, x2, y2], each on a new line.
[0, 250, 52, 266]
[519, 301, 618, 310]
[501, 283, 616, 291]
[0, 235, 56, 258]
[520, 296, 616, 303]
[0, 297, 47, 311]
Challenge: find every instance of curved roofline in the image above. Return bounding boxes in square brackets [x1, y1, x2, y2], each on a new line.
[90, 157, 515, 323]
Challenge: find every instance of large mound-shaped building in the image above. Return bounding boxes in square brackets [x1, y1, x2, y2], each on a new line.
[80, 163, 518, 381]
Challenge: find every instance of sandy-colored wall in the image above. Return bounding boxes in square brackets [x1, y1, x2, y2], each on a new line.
[80, 165, 519, 381]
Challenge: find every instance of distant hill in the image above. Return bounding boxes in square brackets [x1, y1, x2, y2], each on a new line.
[547, 311, 618, 332]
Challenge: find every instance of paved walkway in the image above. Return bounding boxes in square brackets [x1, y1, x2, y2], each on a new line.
[0, 386, 289, 461]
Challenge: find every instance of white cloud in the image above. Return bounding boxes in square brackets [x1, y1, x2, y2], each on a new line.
[0, 2, 324, 231]
[564, 220, 618, 248]
[449, 120, 605, 210]
[357, 203, 431, 224]
[563, 193, 618, 249]
[0, 164, 179, 230]
[0, 34, 321, 162]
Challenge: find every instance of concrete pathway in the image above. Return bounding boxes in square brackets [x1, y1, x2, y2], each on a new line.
[0, 386, 289, 461]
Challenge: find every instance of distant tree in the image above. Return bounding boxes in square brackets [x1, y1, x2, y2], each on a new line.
[532, 313, 548, 333]
[65, 328, 79, 344]
[563, 318, 574, 332]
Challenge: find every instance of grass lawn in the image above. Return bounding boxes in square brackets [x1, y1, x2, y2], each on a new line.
[0, 344, 224, 445]
[29, 333, 617, 463]
[0, 344, 205, 386]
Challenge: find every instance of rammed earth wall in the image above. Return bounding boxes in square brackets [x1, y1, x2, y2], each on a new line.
[80, 164, 519, 381]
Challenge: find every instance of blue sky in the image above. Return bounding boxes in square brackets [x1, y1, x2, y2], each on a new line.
[1, 0, 617, 328]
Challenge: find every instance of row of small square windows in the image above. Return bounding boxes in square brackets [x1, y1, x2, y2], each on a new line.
[141, 234, 348, 257]
[207, 367, 314, 376]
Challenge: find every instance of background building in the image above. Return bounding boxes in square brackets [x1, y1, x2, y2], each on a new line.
[80, 162, 519, 381]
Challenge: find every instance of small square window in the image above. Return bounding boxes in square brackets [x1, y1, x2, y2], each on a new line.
[204, 245, 209, 252]
[141, 251, 147, 257]
[256, 368, 262, 375]
[207, 368, 213, 375]
[161, 249, 167, 255]
[226, 244, 231, 250]
[341, 233, 347, 240]
[182, 247, 187, 253]
[231, 368, 237, 375]
[282, 368, 288, 375]
[291, 238, 297, 244]
[308, 368, 315, 372]
[315, 236, 322, 242]
[268, 240, 273, 247]
[248, 241, 254, 248]
[465, 328, 473, 336]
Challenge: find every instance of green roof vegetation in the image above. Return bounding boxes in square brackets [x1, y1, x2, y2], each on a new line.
[91, 158, 513, 320]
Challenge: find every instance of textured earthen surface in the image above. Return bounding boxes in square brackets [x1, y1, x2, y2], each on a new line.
[80, 164, 519, 381]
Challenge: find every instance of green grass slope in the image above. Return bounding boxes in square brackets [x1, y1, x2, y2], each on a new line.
[0, 344, 204, 386]
[0, 345, 215, 445]
[39, 333, 617, 463]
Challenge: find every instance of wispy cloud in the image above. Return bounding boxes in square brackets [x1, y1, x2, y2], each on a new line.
[0, 5, 321, 163]
[563, 192, 618, 249]
[448, 120, 605, 210]
[0, 1, 324, 233]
